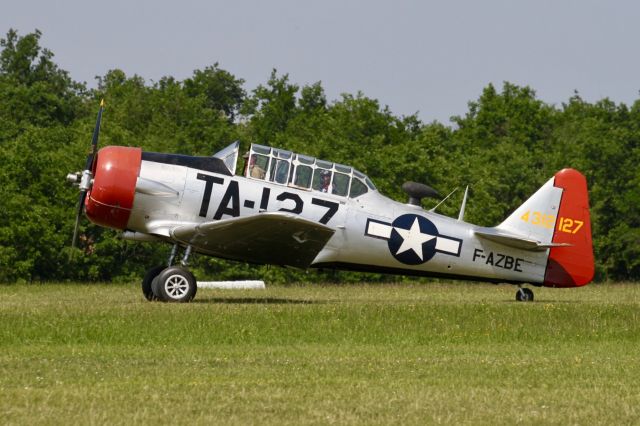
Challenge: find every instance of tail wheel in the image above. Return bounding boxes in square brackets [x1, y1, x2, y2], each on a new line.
[152, 266, 197, 303]
[516, 287, 534, 302]
[142, 265, 165, 301]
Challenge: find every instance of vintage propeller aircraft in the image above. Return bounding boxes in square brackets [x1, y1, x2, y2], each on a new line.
[67, 102, 594, 302]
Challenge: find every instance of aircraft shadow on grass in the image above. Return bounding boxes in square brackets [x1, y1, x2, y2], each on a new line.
[500, 299, 578, 304]
[193, 297, 320, 305]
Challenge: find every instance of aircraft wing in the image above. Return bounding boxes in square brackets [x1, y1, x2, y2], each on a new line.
[170, 212, 335, 268]
[474, 227, 571, 251]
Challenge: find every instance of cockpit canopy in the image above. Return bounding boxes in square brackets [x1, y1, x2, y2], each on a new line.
[239, 143, 376, 198]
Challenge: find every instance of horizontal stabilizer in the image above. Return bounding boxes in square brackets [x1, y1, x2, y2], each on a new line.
[474, 228, 572, 251]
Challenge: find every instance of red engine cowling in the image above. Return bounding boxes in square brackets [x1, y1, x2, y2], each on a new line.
[85, 146, 142, 230]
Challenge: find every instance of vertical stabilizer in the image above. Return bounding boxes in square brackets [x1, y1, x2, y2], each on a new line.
[496, 177, 563, 244]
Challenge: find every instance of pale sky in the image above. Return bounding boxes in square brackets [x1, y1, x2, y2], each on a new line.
[2, 0, 639, 123]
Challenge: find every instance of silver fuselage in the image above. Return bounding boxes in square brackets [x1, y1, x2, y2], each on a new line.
[126, 158, 547, 285]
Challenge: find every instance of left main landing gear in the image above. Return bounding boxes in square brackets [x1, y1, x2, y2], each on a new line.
[516, 287, 534, 302]
[142, 244, 198, 303]
[152, 266, 197, 303]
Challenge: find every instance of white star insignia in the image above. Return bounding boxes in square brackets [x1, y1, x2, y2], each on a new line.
[394, 218, 435, 260]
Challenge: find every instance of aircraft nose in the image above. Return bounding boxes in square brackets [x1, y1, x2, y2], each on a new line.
[85, 146, 142, 230]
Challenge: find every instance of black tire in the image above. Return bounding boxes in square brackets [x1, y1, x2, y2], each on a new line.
[516, 288, 534, 302]
[142, 265, 165, 301]
[152, 266, 197, 303]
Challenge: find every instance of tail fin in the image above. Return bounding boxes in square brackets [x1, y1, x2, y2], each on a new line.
[497, 175, 562, 244]
[543, 169, 594, 287]
[497, 169, 594, 287]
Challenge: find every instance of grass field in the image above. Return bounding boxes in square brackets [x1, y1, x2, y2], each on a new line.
[1, 282, 639, 425]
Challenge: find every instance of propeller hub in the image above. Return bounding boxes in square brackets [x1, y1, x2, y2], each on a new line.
[66, 173, 81, 184]
[79, 169, 93, 191]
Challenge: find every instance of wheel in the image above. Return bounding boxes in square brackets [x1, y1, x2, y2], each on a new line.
[152, 266, 197, 303]
[142, 265, 165, 301]
[515, 287, 534, 302]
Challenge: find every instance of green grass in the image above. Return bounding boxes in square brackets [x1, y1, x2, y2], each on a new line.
[1, 282, 639, 425]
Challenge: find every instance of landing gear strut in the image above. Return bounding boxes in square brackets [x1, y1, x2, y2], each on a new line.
[516, 287, 534, 302]
[141, 244, 197, 303]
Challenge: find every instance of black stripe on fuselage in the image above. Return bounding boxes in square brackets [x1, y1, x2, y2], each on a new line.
[141, 152, 233, 176]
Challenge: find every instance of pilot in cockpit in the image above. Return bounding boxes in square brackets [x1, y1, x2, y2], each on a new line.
[247, 153, 266, 179]
[320, 170, 332, 193]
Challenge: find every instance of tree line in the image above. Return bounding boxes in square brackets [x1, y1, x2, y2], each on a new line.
[0, 29, 638, 283]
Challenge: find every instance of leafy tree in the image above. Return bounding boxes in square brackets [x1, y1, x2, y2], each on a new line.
[449, 83, 558, 226]
[553, 96, 640, 280]
[299, 81, 327, 113]
[183, 63, 246, 122]
[0, 29, 84, 131]
[244, 69, 299, 145]
[1, 29, 639, 283]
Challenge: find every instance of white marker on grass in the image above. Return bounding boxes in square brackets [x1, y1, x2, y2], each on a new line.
[197, 280, 265, 290]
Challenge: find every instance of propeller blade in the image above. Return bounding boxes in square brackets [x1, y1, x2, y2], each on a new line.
[84, 99, 104, 171]
[70, 100, 105, 252]
[83, 153, 94, 172]
[71, 190, 87, 249]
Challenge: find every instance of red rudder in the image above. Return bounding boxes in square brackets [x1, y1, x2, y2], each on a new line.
[543, 169, 594, 287]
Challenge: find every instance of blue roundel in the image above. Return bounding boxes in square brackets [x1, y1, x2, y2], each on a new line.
[388, 214, 439, 265]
